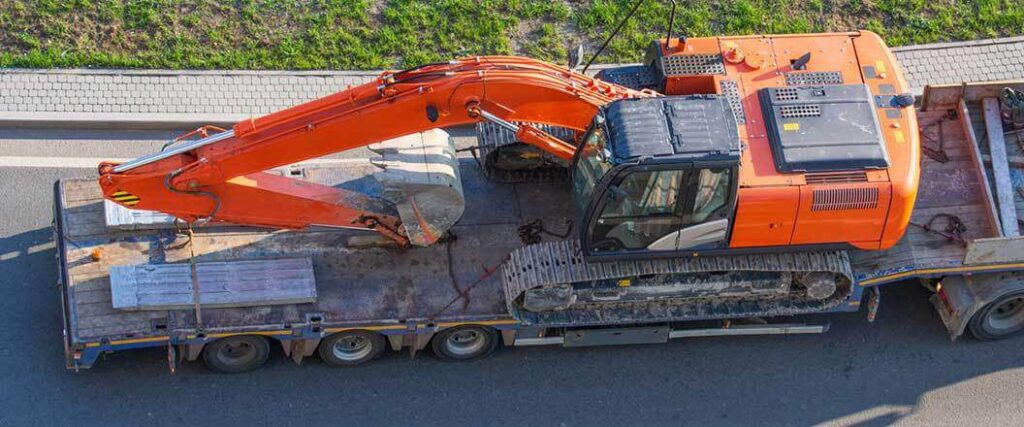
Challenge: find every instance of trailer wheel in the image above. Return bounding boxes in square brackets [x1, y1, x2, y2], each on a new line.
[318, 330, 386, 367]
[201, 335, 271, 373]
[968, 291, 1024, 341]
[431, 325, 499, 361]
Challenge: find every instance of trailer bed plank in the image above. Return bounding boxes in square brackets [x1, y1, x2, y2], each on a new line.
[852, 109, 1000, 283]
[110, 258, 317, 310]
[981, 97, 1019, 236]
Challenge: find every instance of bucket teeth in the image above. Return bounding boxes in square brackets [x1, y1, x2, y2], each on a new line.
[371, 129, 465, 246]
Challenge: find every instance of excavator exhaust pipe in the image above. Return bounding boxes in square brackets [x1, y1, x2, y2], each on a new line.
[370, 129, 465, 246]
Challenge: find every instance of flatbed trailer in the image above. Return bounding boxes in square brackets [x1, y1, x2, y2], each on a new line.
[54, 81, 1024, 372]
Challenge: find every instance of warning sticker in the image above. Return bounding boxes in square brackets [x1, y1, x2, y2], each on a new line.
[111, 190, 140, 206]
[783, 123, 800, 132]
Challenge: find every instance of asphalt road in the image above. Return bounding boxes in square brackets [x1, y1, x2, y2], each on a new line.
[1, 127, 1022, 427]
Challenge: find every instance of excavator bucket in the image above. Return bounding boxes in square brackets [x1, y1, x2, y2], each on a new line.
[370, 129, 465, 246]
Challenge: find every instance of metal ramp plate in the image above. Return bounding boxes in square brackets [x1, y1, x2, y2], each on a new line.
[110, 258, 317, 310]
[104, 200, 177, 229]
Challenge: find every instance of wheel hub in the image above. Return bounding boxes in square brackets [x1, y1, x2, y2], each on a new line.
[218, 342, 255, 364]
[445, 330, 487, 356]
[986, 296, 1024, 332]
[332, 335, 373, 361]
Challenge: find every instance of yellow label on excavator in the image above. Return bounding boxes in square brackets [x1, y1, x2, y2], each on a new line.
[226, 176, 259, 188]
[783, 123, 800, 132]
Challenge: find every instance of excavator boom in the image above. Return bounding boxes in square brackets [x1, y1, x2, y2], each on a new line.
[98, 56, 651, 245]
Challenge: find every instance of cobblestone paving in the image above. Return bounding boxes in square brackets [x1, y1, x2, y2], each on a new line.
[0, 71, 376, 115]
[0, 36, 1022, 117]
[892, 36, 1024, 92]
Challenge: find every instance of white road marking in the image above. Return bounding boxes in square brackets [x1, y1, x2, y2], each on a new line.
[0, 156, 369, 169]
[0, 156, 125, 168]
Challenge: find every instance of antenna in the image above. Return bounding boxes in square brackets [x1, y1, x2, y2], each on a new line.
[664, 0, 677, 50]
[582, 0, 646, 74]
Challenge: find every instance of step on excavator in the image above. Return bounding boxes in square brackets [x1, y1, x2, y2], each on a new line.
[97, 31, 919, 323]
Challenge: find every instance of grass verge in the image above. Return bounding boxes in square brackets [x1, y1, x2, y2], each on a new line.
[1, 0, 1022, 69]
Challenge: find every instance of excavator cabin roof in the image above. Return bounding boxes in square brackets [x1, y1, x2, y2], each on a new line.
[602, 96, 741, 165]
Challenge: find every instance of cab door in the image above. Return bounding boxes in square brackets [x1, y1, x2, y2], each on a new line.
[584, 163, 736, 259]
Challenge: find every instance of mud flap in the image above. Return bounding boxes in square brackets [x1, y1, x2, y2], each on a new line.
[932, 276, 983, 340]
[931, 273, 1024, 340]
[370, 129, 465, 246]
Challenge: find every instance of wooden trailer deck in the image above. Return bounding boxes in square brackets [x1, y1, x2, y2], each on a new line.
[853, 81, 1024, 284]
[851, 107, 999, 282]
[57, 159, 574, 344]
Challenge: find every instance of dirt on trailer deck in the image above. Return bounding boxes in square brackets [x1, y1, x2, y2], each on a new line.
[56, 156, 573, 345]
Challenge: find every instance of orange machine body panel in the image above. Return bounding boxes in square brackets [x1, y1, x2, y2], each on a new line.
[653, 31, 919, 251]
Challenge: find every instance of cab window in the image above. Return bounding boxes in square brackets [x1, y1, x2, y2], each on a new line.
[591, 169, 687, 251]
[572, 125, 613, 215]
[587, 166, 733, 254]
[599, 170, 682, 219]
[689, 168, 730, 223]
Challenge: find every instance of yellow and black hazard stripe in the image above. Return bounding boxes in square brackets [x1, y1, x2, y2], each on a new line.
[110, 190, 141, 206]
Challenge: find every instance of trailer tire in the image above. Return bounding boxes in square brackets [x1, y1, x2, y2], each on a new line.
[201, 335, 271, 373]
[431, 325, 499, 362]
[968, 290, 1024, 341]
[318, 330, 386, 367]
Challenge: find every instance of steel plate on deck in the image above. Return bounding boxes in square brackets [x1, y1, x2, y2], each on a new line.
[110, 258, 316, 310]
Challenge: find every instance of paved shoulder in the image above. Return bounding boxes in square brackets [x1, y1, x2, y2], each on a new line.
[0, 69, 378, 124]
[893, 36, 1024, 94]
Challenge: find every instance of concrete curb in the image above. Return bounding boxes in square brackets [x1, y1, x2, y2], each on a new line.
[0, 112, 245, 129]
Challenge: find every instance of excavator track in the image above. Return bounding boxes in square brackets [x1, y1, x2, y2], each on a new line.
[501, 240, 854, 327]
[475, 122, 575, 183]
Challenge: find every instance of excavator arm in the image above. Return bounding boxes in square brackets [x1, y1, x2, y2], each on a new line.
[98, 56, 651, 246]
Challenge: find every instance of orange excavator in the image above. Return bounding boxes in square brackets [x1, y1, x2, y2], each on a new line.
[98, 31, 919, 315]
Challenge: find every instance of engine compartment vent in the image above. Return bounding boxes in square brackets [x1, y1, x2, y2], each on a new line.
[774, 88, 800, 101]
[811, 187, 879, 211]
[719, 80, 746, 124]
[780, 105, 822, 118]
[805, 172, 869, 184]
[659, 54, 726, 76]
[785, 71, 844, 86]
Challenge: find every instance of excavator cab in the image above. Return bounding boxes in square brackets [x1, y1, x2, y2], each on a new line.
[571, 96, 741, 260]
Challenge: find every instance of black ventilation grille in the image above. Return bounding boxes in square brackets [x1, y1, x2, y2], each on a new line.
[786, 71, 844, 86]
[659, 54, 726, 76]
[805, 172, 869, 184]
[595, 65, 659, 91]
[780, 105, 822, 118]
[719, 80, 746, 124]
[812, 187, 879, 211]
[774, 88, 800, 101]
